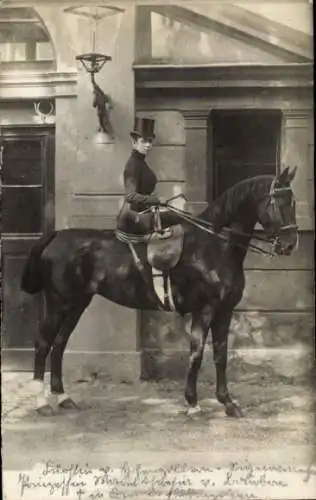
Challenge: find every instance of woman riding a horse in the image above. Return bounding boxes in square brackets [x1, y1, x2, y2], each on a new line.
[20, 113, 298, 418]
[116, 117, 181, 236]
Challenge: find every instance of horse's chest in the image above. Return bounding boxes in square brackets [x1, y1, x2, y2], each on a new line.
[171, 266, 220, 313]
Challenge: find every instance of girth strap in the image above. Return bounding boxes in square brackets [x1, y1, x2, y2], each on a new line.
[125, 242, 165, 311]
[163, 270, 175, 311]
[153, 270, 175, 311]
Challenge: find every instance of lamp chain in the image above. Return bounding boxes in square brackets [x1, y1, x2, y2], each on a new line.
[92, 7, 99, 53]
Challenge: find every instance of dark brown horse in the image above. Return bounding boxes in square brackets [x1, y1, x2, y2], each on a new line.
[21, 167, 298, 417]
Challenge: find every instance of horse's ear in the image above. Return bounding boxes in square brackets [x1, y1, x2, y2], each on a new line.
[287, 165, 297, 183]
[278, 166, 290, 184]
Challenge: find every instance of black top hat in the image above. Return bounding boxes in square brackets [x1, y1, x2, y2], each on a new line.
[131, 117, 155, 139]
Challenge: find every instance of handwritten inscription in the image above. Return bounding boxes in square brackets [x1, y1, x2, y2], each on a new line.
[4, 460, 315, 499]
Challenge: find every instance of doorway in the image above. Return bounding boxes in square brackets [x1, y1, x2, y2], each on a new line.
[1, 126, 55, 368]
[209, 110, 282, 200]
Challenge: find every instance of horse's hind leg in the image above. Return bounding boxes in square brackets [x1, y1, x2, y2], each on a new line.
[184, 306, 213, 415]
[50, 295, 92, 410]
[33, 291, 65, 416]
[211, 306, 243, 418]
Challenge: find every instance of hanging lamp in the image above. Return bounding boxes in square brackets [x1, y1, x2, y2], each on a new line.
[65, 6, 124, 143]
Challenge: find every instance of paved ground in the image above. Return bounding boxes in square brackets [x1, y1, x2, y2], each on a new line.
[2, 372, 316, 499]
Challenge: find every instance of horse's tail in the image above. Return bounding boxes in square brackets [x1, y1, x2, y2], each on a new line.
[21, 231, 57, 294]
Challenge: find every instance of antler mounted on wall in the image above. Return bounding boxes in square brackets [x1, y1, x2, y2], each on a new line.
[33, 101, 55, 124]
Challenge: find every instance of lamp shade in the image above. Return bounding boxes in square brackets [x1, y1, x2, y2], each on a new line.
[94, 131, 115, 145]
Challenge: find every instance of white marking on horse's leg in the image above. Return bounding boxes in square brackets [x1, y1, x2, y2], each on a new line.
[31, 379, 45, 390]
[187, 405, 201, 416]
[32, 380, 49, 409]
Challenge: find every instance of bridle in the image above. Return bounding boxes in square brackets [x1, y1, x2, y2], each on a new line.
[143, 178, 298, 258]
[263, 178, 299, 254]
[266, 177, 298, 232]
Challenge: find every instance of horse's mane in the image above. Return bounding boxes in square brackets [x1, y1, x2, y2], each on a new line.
[201, 174, 274, 226]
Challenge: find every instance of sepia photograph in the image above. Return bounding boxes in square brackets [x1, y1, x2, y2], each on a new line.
[0, 0, 314, 498]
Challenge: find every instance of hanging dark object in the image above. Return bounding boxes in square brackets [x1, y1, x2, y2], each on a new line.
[72, 5, 119, 142]
[76, 52, 115, 140]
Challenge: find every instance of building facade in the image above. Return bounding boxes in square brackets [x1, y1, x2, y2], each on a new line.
[0, 1, 314, 382]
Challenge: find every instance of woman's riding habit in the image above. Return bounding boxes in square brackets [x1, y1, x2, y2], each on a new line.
[116, 118, 181, 235]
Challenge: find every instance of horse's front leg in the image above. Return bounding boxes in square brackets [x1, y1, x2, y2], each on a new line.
[184, 306, 213, 414]
[211, 306, 243, 418]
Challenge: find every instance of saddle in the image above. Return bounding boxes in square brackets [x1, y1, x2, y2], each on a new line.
[147, 224, 183, 270]
[115, 208, 184, 310]
[147, 207, 184, 271]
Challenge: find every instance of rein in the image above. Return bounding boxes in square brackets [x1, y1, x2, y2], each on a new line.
[141, 180, 297, 258]
[163, 204, 276, 257]
[138, 174, 298, 258]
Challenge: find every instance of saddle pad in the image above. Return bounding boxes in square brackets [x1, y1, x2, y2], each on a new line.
[147, 224, 184, 271]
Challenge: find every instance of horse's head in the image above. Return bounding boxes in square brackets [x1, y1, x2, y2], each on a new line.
[258, 166, 298, 256]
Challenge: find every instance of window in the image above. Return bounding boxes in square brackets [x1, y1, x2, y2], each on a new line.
[0, 7, 54, 64]
[1, 138, 44, 235]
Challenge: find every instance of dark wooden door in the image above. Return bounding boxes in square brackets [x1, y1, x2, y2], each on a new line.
[211, 110, 281, 198]
[1, 126, 55, 369]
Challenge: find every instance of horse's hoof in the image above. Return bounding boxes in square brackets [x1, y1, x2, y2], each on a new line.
[36, 404, 55, 417]
[58, 398, 79, 410]
[225, 401, 244, 418]
[187, 405, 201, 416]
